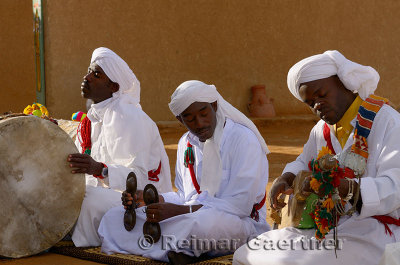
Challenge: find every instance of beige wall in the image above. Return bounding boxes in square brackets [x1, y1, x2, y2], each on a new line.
[0, 1, 36, 114]
[2, 1, 400, 120]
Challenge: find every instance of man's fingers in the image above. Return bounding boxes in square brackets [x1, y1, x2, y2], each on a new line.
[123, 192, 132, 197]
[121, 192, 133, 206]
[137, 201, 146, 208]
[68, 157, 90, 163]
[276, 201, 286, 209]
[302, 177, 313, 193]
[270, 183, 292, 209]
[271, 193, 279, 209]
[146, 209, 159, 222]
[283, 188, 294, 195]
[69, 162, 89, 169]
[68, 153, 90, 159]
[71, 168, 88, 174]
[269, 183, 286, 209]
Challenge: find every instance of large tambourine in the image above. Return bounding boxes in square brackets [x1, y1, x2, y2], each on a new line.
[0, 115, 85, 258]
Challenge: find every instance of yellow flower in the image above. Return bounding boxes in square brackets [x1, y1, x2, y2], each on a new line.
[317, 146, 332, 160]
[322, 198, 334, 212]
[23, 105, 33, 114]
[40, 106, 49, 117]
[310, 178, 321, 192]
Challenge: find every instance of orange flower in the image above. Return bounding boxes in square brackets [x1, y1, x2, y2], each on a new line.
[322, 198, 334, 212]
[23, 105, 33, 115]
[310, 178, 321, 192]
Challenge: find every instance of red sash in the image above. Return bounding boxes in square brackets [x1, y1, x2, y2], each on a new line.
[148, 162, 162, 182]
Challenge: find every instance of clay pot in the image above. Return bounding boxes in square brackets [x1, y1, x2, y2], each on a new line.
[248, 85, 276, 117]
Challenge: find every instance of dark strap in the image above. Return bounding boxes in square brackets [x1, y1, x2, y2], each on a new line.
[148, 161, 162, 182]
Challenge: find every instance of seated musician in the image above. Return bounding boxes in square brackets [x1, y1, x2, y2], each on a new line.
[233, 50, 400, 265]
[67, 47, 172, 247]
[98, 80, 270, 264]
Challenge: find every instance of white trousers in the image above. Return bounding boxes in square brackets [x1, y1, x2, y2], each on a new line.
[99, 206, 258, 262]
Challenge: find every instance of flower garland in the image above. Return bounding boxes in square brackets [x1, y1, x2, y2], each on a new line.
[23, 103, 49, 117]
[23, 103, 58, 125]
[308, 150, 346, 240]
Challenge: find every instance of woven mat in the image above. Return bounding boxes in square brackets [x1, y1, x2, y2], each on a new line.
[49, 241, 233, 264]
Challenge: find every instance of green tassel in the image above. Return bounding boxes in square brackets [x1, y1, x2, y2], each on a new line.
[84, 148, 91, 155]
[184, 146, 194, 167]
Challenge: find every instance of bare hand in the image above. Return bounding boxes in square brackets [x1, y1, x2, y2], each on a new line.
[67, 153, 103, 175]
[145, 203, 188, 223]
[301, 176, 313, 194]
[302, 176, 358, 198]
[268, 172, 295, 210]
[122, 190, 145, 209]
[301, 176, 332, 198]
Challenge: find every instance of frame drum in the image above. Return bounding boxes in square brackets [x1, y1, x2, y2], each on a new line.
[0, 116, 85, 258]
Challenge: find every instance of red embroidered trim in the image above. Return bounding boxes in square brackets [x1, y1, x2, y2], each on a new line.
[372, 215, 400, 236]
[323, 123, 336, 155]
[148, 162, 162, 182]
[187, 142, 201, 194]
[251, 193, 266, 222]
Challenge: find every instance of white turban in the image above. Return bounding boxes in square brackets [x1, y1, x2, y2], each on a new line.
[287, 50, 380, 101]
[169, 80, 269, 196]
[91, 47, 141, 108]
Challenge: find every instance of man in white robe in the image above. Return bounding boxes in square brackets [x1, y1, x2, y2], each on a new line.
[233, 50, 400, 265]
[68, 47, 172, 247]
[98, 80, 270, 263]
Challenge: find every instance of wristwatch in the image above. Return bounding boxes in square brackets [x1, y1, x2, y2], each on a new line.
[101, 164, 108, 178]
[94, 163, 108, 179]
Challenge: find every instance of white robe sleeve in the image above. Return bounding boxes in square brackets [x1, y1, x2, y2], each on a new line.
[160, 172, 186, 205]
[358, 107, 400, 218]
[196, 130, 268, 218]
[102, 109, 163, 191]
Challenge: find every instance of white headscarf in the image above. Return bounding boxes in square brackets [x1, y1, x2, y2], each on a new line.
[91, 47, 141, 108]
[287, 50, 380, 101]
[169, 80, 269, 197]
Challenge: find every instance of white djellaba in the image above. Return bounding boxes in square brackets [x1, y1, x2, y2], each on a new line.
[98, 80, 270, 261]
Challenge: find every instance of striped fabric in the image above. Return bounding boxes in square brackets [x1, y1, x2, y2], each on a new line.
[352, 95, 389, 158]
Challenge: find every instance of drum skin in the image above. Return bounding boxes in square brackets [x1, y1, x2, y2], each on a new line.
[0, 116, 85, 258]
